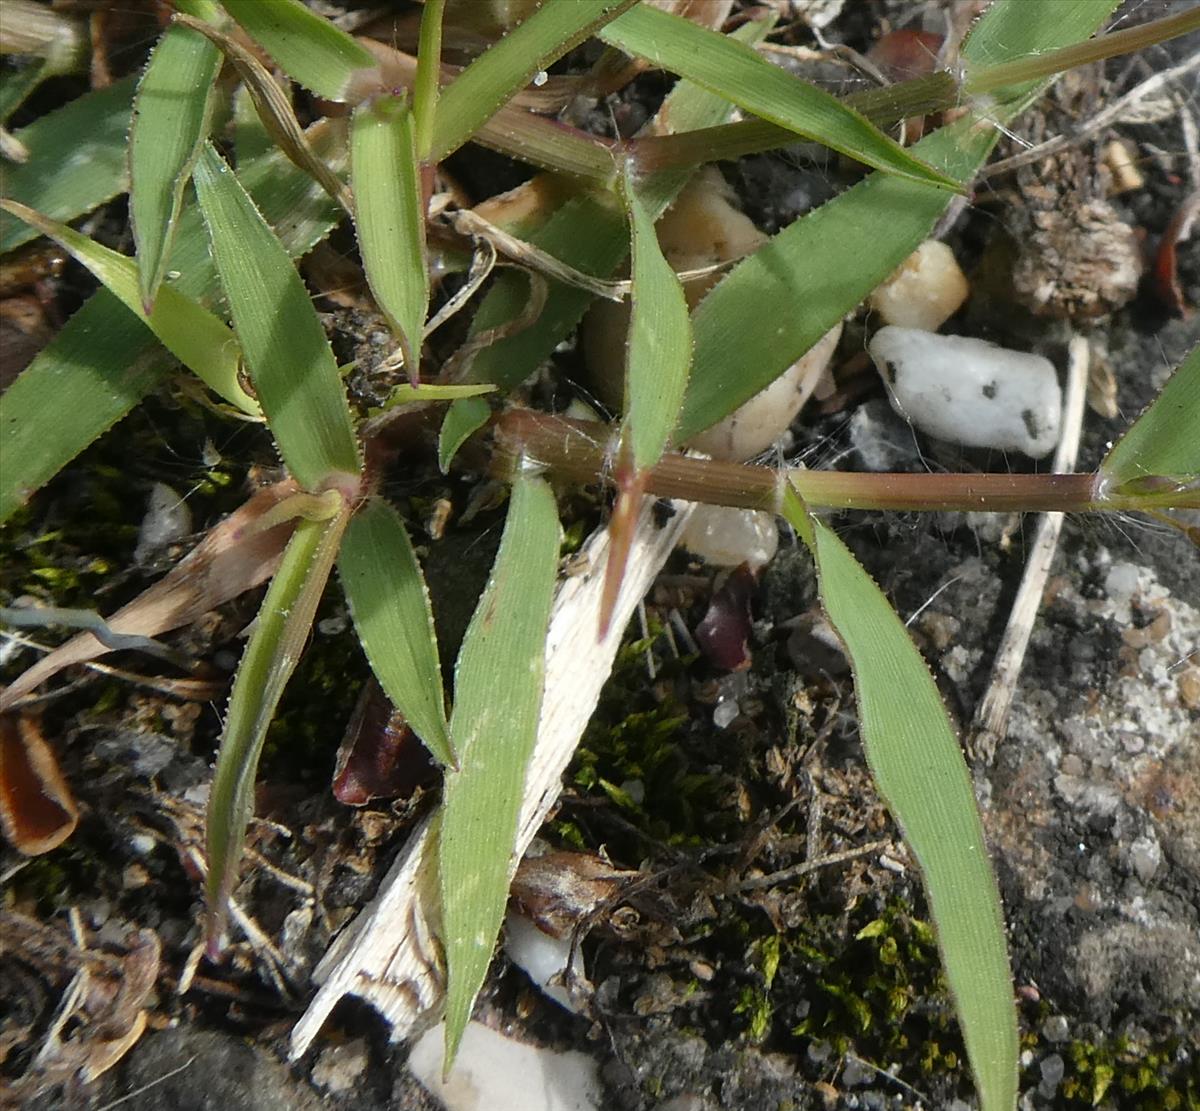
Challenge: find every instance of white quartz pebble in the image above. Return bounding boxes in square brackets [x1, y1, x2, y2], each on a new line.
[504, 910, 590, 1014]
[679, 505, 778, 569]
[868, 326, 1061, 458]
[408, 1021, 602, 1111]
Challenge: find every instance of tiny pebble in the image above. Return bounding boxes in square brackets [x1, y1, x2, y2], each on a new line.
[679, 506, 778, 569]
[807, 1040, 833, 1064]
[841, 1058, 873, 1087]
[311, 1038, 369, 1095]
[1128, 833, 1162, 884]
[409, 1021, 602, 1111]
[504, 911, 590, 1014]
[868, 240, 969, 332]
[713, 699, 739, 729]
[1041, 1014, 1070, 1043]
[868, 326, 1061, 457]
[129, 832, 157, 856]
[1061, 753, 1085, 776]
[1038, 1053, 1065, 1098]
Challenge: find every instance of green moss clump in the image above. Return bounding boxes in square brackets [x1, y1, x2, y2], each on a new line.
[786, 900, 957, 1073]
[1046, 1029, 1197, 1109]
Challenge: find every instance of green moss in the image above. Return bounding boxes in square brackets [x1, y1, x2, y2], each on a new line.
[734, 983, 773, 1043]
[786, 899, 956, 1075]
[10, 844, 103, 915]
[1044, 1028, 1197, 1109]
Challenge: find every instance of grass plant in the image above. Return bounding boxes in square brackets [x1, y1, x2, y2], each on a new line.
[1, 2, 1198, 1107]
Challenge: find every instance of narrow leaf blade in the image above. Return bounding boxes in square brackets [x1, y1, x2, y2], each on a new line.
[351, 96, 427, 381]
[413, 0, 445, 159]
[1101, 343, 1199, 484]
[440, 475, 561, 1065]
[193, 142, 361, 489]
[219, 0, 376, 101]
[599, 5, 959, 191]
[338, 499, 452, 767]
[0, 120, 349, 523]
[206, 508, 349, 948]
[130, 21, 222, 312]
[429, 0, 639, 162]
[780, 487, 1017, 1111]
[0, 76, 134, 254]
[0, 200, 255, 417]
[620, 161, 692, 471]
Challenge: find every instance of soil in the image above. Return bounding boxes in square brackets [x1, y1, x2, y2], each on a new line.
[2, 2, 1198, 1110]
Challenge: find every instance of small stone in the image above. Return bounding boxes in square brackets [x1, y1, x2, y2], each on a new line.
[311, 1038, 369, 1095]
[1103, 561, 1142, 606]
[408, 1021, 602, 1111]
[1177, 666, 1200, 710]
[807, 1040, 833, 1064]
[1038, 1053, 1065, 1098]
[713, 699, 739, 729]
[679, 506, 778, 569]
[504, 910, 590, 1014]
[1041, 1014, 1070, 1043]
[841, 1057, 873, 1087]
[122, 863, 151, 890]
[868, 326, 1061, 457]
[129, 832, 156, 856]
[868, 240, 969, 331]
[1128, 834, 1163, 884]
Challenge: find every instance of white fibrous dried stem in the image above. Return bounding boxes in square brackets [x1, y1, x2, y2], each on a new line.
[290, 497, 693, 1057]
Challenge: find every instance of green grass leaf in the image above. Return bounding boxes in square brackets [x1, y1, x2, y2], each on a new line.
[0, 200, 256, 418]
[0, 121, 348, 524]
[219, 0, 375, 101]
[780, 486, 1017, 1111]
[206, 505, 350, 950]
[193, 142, 361, 490]
[620, 161, 691, 471]
[1101, 343, 1199, 487]
[0, 76, 134, 254]
[351, 95, 427, 381]
[413, 0, 445, 160]
[440, 474, 561, 1066]
[429, 0, 639, 162]
[130, 21, 222, 312]
[338, 498, 452, 767]
[676, 0, 1122, 443]
[438, 15, 774, 469]
[599, 4, 959, 192]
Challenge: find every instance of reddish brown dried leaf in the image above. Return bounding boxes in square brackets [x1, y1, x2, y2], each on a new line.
[0, 480, 299, 710]
[694, 562, 756, 671]
[332, 679, 438, 806]
[511, 850, 637, 938]
[1152, 189, 1200, 317]
[598, 454, 645, 639]
[0, 712, 78, 855]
